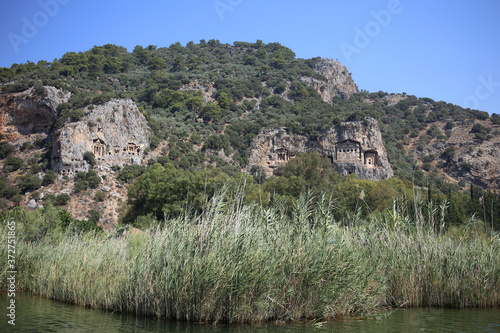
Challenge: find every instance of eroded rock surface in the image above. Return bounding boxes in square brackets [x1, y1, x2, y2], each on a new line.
[247, 118, 393, 181]
[0, 86, 70, 140]
[51, 99, 152, 175]
[301, 58, 359, 102]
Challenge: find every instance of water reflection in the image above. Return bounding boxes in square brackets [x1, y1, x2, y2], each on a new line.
[0, 293, 498, 333]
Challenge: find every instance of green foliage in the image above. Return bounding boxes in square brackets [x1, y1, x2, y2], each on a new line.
[491, 113, 500, 125]
[1, 192, 499, 325]
[126, 162, 233, 220]
[203, 134, 230, 151]
[88, 209, 100, 223]
[118, 164, 146, 183]
[95, 191, 106, 201]
[54, 193, 71, 206]
[470, 123, 491, 142]
[0, 141, 15, 159]
[149, 135, 161, 150]
[73, 179, 89, 193]
[20, 142, 33, 151]
[200, 102, 222, 122]
[441, 146, 455, 163]
[83, 151, 96, 167]
[74, 170, 101, 192]
[42, 170, 57, 186]
[86, 170, 101, 188]
[3, 155, 24, 173]
[17, 175, 42, 192]
[2, 185, 20, 199]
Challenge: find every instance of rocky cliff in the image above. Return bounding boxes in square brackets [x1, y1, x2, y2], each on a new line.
[247, 117, 393, 181]
[0, 86, 70, 141]
[301, 58, 359, 102]
[405, 119, 500, 189]
[51, 99, 152, 175]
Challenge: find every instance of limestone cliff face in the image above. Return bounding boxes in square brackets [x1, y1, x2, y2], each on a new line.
[247, 118, 393, 181]
[0, 86, 70, 140]
[301, 58, 359, 102]
[51, 99, 152, 175]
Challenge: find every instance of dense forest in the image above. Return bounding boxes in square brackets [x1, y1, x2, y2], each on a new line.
[0, 40, 499, 233]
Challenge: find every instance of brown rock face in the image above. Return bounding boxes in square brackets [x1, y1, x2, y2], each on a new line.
[0, 86, 70, 140]
[300, 58, 359, 102]
[247, 118, 393, 181]
[51, 99, 152, 175]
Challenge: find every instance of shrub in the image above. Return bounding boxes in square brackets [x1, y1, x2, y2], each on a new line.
[3, 156, 23, 173]
[0, 142, 15, 159]
[20, 142, 33, 151]
[118, 164, 146, 183]
[441, 146, 455, 163]
[274, 83, 287, 94]
[70, 108, 85, 121]
[83, 151, 96, 167]
[86, 170, 101, 188]
[43, 194, 56, 204]
[11, 194, 23, 205]
[88, 209, 100, 223]
[18, 175, 42, 192]
[54, 193, 71, 206]
[95, 191, 106, 201]
[491, 113, 500, 125]
[2, 185, 20, 199]
[42, 170, 57, 186]
[149, 135, 160, 150]
[73, 180, 89, 193]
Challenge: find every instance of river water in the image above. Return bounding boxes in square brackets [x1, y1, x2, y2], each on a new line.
[0, 293, 499, 332]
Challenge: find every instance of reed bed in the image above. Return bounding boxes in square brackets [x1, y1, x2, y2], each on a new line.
[1, 192, 499, 323]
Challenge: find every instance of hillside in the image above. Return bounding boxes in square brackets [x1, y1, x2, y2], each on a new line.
[0, 40, 499, 231]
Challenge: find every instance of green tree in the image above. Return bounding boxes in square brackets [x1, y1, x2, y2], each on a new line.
[54, 193, 71, 206]
[3, 156, 23, 173]
[147, 57, 167, 71]
[18, 175, 42, 192]
[118, 164, 146, 183]
[2, 185, 20, 199]
[216, 92, 231, 110]
[0, 142, 15, 159]
[200, 102, 222, 122]
[86, 170, 101, 188]
[171, 56, 185, 72]
[187, 57, 203, 71]
[83, 151, 96, 167]
[42, 170, 57, 186]
[95, 191, 106, 201]
[127, 163, 231, 220]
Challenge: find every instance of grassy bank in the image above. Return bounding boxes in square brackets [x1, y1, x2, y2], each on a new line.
[1, 192, 499, 323]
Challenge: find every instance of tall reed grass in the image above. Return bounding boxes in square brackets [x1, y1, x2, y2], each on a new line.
[1, 190, 499, 323]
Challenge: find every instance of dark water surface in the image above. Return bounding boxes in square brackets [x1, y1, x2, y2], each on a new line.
[0, 293, 499, 332]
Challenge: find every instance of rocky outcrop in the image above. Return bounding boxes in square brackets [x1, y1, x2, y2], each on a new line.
[301, 58, 359, 102]
[408, 120, 500, 189]
[51, 99, 152, 175]
[0, 86, 70, 140]
[247, 117, 393, 181]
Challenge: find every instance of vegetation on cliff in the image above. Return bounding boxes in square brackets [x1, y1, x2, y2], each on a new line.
[0, 41, 499, 230]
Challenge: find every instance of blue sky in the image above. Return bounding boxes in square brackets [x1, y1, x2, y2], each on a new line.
[0, 0, 499, 114]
